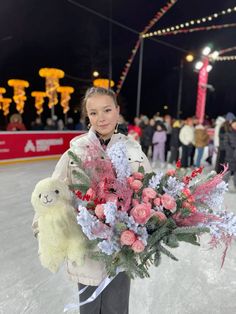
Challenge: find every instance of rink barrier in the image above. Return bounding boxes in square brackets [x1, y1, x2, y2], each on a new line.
[0, 131, 85, 164]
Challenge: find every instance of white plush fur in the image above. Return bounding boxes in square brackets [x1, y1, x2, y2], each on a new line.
[31, 178, 86, 273]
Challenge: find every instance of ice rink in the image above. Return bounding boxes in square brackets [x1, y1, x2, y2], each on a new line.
[0, 160, 236, 314]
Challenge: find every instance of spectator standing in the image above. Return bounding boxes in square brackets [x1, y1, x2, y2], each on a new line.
[194, 124, 209, 167]
[152, 122, 167, 168]
[179, 118, 195, 168]
[169, 120, 181, 164]
[7, 113, 26, 131]
[224, 119, 236, 192]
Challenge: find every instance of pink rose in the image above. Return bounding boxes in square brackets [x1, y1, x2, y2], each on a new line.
[95, 204, 105, 219]
[142, 187, 157, 200]
[152, 210, 167, 221]
[132, 199, 139, 206]
[86, 188, 96, 200]
[130, 180, 143, 192]
[132, 172, 144, 180]
[166, 169, 176, 176]
[131, 239, 145, 253]
[153, 197, 161, 207]
[142, 196, 150, 203]
[127, 176, 134, 185]
[182, 188, 191, 197]
[161, 193, 177, 213]
[130, 203, 151, 224]
[120, 230, 136, 246]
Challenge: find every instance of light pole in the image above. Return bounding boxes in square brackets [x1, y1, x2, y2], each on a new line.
[176, 54, 194, 119]
[195, 46, 217, 123]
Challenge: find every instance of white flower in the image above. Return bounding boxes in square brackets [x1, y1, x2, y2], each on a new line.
[148, 171, 164, 189]
[107, 142, 131, 181]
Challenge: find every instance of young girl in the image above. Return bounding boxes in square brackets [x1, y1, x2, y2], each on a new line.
[32, 87, 152, 314]
[152, 122, 167, 168]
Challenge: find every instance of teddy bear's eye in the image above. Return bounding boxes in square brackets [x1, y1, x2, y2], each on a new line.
[55, 190, 59, 194]
[39, 194, 41, 199]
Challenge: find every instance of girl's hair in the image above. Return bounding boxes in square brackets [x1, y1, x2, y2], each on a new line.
[81, 87, 118, 117]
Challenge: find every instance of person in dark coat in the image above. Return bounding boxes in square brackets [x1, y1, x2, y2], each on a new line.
[169, 120, 181, 164]
[224, 119, 236, 191]
[140, 118, 155, 156]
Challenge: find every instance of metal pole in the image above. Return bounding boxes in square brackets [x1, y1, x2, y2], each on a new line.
[108, 0, 112, 88]
[136, 38, 144, 117]
[176, 58, 184, 119]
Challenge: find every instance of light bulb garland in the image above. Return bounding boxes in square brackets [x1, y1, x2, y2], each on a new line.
[39, 68, 65, 109]
[31, 91, 47, 115]
[57, 86, 74, 114]
[1, 98, 12, 116]
[143, 6, 236, 38]
[116, 0, 178, 94]
[216, 55, 236, 61]
[8, 79, 29, 114]
[144, 23, 236, 37]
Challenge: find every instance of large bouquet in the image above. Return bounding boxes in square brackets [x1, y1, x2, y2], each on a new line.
[68, 142, 236, 279]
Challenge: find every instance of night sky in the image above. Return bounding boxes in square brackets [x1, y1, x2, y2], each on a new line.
[0, 0, 236, 128]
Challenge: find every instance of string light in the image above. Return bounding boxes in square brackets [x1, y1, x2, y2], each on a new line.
[116, 0, 178, 94]
[216, 55, 236, 61]
[143, 5, 236, 38]
[143, 23, 236, 37]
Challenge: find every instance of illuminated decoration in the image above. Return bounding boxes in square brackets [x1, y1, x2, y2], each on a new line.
[116, 0, 178, 94]
[39, 68, 65, 109]
[143, 23, 236, 38]
[8, 79, 29, 114]
[31, 91, 47, 115]
[143, 6, 236, 38]
[195, 57, 209, 124]
[1, 98, 12, 116]
[186, 54, 194, 62]
[216, 55, 236, 61]
[93, 78, 115, 89]
[57, 86, 74, 114]
[0, 87, 6, 101]
[93, 71, 99, 77]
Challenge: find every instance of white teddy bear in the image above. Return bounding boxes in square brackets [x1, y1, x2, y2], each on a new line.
[31, 177, 87, 273]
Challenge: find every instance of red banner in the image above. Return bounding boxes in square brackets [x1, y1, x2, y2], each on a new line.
[195, 57, 209, 124]
[0, 131, 84, 162]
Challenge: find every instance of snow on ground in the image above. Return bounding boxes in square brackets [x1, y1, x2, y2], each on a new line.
[0, 160, 236, 314]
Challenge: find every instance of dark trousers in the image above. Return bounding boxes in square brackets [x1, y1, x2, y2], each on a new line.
[181, 144, 193, 168]
[169, 146, 179, 164]
[78, 272, 130, 314]
[215, 149, 226, 173]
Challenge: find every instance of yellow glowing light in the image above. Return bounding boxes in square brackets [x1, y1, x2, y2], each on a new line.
[93, 79, 115, 89]
[186, 54, 194, 62]
[8, 79, 29, 114]
[31, 91, 47, 115]
[0, 98, 12, 116]
[57, 86, 74, 114]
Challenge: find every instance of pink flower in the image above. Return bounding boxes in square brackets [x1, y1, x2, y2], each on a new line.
[106, 194, 118, 203]
[95, 204, 105, 219]
[86, 188, 96, 200]
[166, 169, 176, 176]
[130, 180, 143, 192]
[182, 201, 197, 213]
[131, 239, 145, 253]
[120, 230, 136, 246]
[132, 199, 139, 206]
[153, 197, 161, 207]
[127, 176, 134, 185]
[182, 188, 191, 197]
[132, 172, 144, 180]
[142, 196, 150, 203]
[142, 187, 157, 200]
[161, 193, 177, 213]
[130, 203, 152, 224]
[152, 210, 167, 221]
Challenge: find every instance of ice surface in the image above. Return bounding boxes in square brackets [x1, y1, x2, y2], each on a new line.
[0, 160, 235, 314]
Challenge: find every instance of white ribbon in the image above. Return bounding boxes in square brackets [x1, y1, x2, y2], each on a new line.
[64, 269, 121, 312]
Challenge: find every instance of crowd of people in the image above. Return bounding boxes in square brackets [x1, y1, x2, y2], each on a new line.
[127, 112, 236, 192]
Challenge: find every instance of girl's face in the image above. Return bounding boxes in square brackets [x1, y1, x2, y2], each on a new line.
[86, 94, 120, 139]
